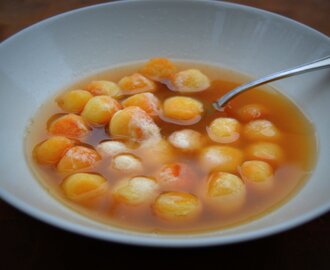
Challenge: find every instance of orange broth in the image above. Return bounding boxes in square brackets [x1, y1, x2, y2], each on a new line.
[25, 61, 317, 233]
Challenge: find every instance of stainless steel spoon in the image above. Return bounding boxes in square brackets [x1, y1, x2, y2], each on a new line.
[213, 55, 330, 110]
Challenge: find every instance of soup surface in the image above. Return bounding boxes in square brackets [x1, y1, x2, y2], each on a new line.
[25, 58, 316, 233]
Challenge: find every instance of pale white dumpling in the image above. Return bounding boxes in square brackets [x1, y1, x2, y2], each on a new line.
[111, 154, 143, 174]
[168, 129, 203, 152]
[199, 145, 244, 173]
[96, 141, 129, 158]
[112, 176, 159, 205]
[170, 69, 210, 93]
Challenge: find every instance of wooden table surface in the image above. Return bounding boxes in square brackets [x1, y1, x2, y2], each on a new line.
[0, 0, 329, 269]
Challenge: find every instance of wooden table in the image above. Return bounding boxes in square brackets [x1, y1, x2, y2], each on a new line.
[0, 1, 329, 269]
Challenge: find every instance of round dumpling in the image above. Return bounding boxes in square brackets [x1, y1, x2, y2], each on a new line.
[207, 117, 241, 143]
[204, 171, 246, 213]
[140, 57, 177, 83]
[168, 129, 203, 152]
[34, 136, 74, 165]
[122, 92, 160, 117]
[162, 96, 204, 125]
[199, 145, 244, 173]
[112, 176, 159, 205]
[157, 163, 198, 191]
[61, 173, 108, 201]
[236, 103, 269, 122]
[57, 90, 92, 113]
[118, 73, 157, 94]
[109, 106, 161, 142]
[245, 142, 284, 165]
[169, 69, 210, 93]
[57, 146, 100, 173]
[244, 120, 281, 141]
[111, 154, 143, 175]
[96, 141, 129, 158]
[48, 113, 90, 139]
[85, 80, 121, 97]
[240, 160, 274, 192]
[81, 95, 122, 126]
[153, 192, 201, 222]
[138, 138, 174, 168]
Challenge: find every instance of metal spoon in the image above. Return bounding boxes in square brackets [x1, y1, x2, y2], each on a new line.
[213, 55, 330, 110]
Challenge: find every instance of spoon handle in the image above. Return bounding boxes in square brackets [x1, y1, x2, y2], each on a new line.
[213, 55, 330, 110]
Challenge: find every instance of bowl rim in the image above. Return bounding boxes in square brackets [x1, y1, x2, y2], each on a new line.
[1, 0, 329, 47]
[0, 0, 329, 247]
[1, 187, 329, 247]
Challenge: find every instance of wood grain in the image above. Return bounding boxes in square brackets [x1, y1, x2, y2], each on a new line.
[0, 1, 329, 269]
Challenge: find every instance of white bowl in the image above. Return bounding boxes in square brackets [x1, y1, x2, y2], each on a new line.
[0, 0, 329, 247]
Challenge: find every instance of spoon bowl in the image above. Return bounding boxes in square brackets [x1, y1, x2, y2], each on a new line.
[213, 55, 330, 110]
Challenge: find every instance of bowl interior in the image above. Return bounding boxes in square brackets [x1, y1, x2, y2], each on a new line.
[0, 0, 329, 247]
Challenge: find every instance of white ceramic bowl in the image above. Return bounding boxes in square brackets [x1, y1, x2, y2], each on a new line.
[0, 0, 329, 247]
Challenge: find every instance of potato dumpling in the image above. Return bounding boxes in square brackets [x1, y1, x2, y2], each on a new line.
[162, 96, 204, 124]
[34, 136, 74, 165]
[140, 57, 177, 82]
[240, 160, 274, 192]
[118, 73, 156, 94]
[244, 120, 281, 141]
[245, 142, 284, 165]
[85, 80, 121, 97]
[61, 173, 107, 201]
[169, 69, 210, 93]
[199, 145, 244, 173]
[81, 95, 122, 126]
[57, 90, 92, 113]
[109, 106, 161, 142]
[168, 129, 203, 152]
[153, 192, 201, 222]
[111, 154, 143, 174]
[57, 146, 100, 173]
[96, 141, 129, 158]
[139, 139, 174, 167]
[48, 113, 90, 138]
[236, 103, 269, 122]
[207, 117, 241, 143]
[112, 176, 159, 205]
[122, 92, 160, 117]
[157, 163, 197, 191]
[205, 172, 246, 213]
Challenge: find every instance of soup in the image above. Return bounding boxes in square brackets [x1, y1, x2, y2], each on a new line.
[25, 58, 316, 233]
